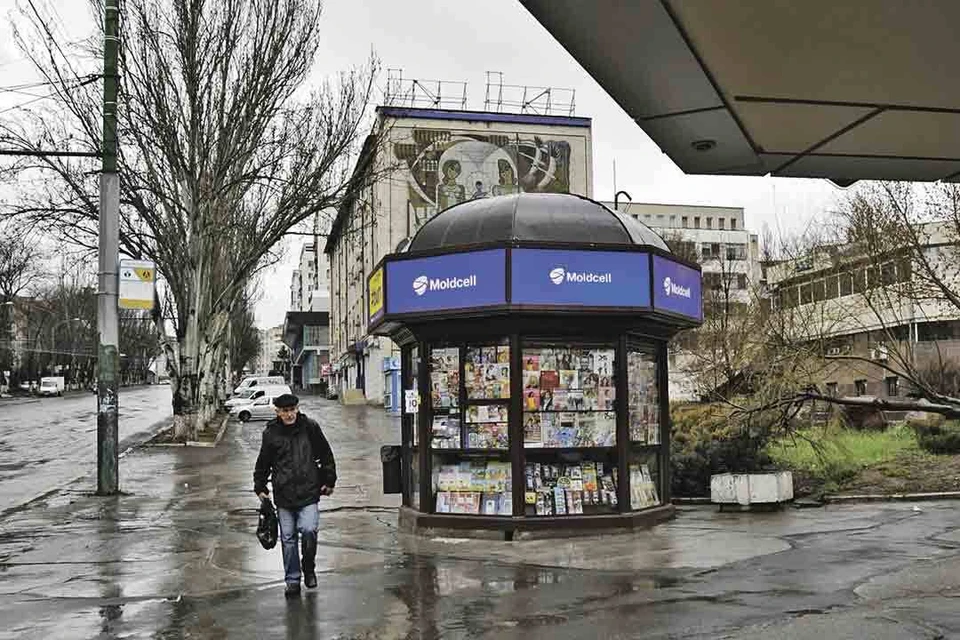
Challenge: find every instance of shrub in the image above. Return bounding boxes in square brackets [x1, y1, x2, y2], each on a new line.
[670, 403, 774, 497]
[911, 418, 960, 454]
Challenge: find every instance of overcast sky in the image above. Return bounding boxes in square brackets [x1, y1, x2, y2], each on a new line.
[0, 0, 843, 330]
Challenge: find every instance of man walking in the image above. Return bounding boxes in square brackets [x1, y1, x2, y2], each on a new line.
[254, 393, 337, 597]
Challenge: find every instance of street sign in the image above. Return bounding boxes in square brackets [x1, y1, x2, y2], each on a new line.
[118, 259, 156, 310]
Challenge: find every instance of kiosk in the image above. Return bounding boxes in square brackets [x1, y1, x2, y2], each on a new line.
[369, 193, 702, 536]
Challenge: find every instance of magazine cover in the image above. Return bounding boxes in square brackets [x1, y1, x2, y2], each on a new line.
[524, 388, 541, 411]
[523, 414, 542, 447]
[524, 371, 540, 390]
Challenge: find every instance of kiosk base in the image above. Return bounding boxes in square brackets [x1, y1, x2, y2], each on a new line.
[398, 504, 675, 540]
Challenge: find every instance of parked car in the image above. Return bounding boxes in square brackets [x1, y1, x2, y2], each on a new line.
[224, 385, 291, 410]
[231, 393, 285, 423]
[38, 377, 65, 397]
[233, 375, 286, 396]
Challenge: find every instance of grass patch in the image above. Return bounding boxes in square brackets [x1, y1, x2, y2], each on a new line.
[767, 424, 920, 493]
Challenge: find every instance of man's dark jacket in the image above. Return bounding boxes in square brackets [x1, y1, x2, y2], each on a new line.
[253, 413, 337, 509]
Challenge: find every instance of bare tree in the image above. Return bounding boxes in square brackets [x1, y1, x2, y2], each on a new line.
[1, 0, 379, 438]
[718, 184, 960, 429]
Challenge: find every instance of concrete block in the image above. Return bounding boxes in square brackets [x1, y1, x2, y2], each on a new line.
[711, 472, 793, 505]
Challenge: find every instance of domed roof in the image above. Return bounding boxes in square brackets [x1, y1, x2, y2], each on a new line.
[407, 193, 669, 252]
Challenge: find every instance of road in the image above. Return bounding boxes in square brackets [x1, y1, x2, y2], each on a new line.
[0, 385, 172, 516]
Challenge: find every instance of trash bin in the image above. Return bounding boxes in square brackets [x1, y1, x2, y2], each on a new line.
[380, 445, 402, 494]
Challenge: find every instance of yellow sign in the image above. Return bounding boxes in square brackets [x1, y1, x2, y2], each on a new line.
[368, 267, 384, 321]
[119, 258, 156, 311]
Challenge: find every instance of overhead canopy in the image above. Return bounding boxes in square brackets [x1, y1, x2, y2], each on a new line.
[522, 1, 960, 185]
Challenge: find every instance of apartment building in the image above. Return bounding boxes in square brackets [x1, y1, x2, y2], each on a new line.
[326, 105, 593, 405]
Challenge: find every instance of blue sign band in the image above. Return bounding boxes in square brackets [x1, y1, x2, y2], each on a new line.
[652, 255, 702, 320]
[385, 249, 507, 314]
[511, 248, 651, 307]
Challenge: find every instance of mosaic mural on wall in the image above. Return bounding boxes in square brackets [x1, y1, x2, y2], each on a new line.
[393, 129, 575, 226]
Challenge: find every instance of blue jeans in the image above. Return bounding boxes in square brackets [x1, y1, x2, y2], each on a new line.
[277, 503, 319, 585]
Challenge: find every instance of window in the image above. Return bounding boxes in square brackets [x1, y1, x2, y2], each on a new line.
[853, 269, 866, 294]
[812, 279, 827, 302]
[730, 218, 737, 230]
[719, 218, 725, 230]
[855, 379, 867, 396]
[694, 217, 701, 229]
[737, 274, 748, 289]
[885, 376, 899, 397]
[706, 217, 713, 229]
[825, 275, 839, 299]
[783, 286, 799, 309]
[880, 261, 897, 286]
[669, 215, 677, 226]
[839, 272, 854, 296]
[800, 283, 813, 305]
[701, 243, 715, 259]
[726, 244, 747, 261]
[826, 382, 838, 397]
[682, 216, 689, 228]
[704, 273, 722, 290]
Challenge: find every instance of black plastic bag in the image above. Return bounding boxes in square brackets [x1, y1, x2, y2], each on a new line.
[257, 498, 278, 550]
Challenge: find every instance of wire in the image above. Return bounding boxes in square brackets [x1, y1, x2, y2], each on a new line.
[0, 74, 100, 115]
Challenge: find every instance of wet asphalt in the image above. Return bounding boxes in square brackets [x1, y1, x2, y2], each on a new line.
[0, 385, 172, 517]
[0, 397, 958, 639]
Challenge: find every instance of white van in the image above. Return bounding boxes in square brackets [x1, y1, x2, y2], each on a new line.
[233, 375, 286, 395]
[225, 385, 292, 409]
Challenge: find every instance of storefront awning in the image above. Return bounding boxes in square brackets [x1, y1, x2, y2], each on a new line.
[523, 1, 960, 185]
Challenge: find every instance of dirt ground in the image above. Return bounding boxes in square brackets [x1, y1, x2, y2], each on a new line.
[835, 451, 960, 494]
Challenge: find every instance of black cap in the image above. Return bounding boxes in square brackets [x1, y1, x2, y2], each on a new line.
[273, 393, 299, 408]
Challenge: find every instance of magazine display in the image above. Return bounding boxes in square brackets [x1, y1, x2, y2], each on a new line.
[522, 347, 616, 448]
[465, 345, 511, 400]
[629, 463, 660, 509]
[465, 404, 509, 449]
[627, 351, 660, 444]
[430, 347, 460, 410]
[434, 461, 512, 515]
[524, 461, 618, 516]
[430, 347, 461, 448]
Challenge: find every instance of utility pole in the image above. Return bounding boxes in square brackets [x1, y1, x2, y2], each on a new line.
[97, 0, 121, 495]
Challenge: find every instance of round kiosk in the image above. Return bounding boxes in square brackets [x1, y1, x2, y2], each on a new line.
[368, 193, 702, 537]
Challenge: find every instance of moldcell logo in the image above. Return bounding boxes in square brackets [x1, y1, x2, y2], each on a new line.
[413, 274, 477, 296]
[549, 266, 612, 285]
[663, 276, 691, 298]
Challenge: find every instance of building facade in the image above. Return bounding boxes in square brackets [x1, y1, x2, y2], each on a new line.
[326, 106, 593, 405]
[256, 325, 285, 375]
[605, 202, 762, 304]
[767, 223, 960, 399]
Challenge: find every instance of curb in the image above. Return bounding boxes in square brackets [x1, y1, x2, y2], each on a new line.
[187, 415, 230, 448]
[823, 491, 960, 504]
[146, 415, 231, 448]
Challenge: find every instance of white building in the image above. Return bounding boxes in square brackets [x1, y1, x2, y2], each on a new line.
[767, 222, 960, 399]
[257, 325, 285, 374]
[604, 202, 762, 304]
[326, 105, 593, 405]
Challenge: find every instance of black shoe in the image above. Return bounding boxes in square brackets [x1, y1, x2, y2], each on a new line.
[284, 583, 301, 598]
[304, 571, 317, 589]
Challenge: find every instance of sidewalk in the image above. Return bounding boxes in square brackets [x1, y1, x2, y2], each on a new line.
[1, 398, 959, 639]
